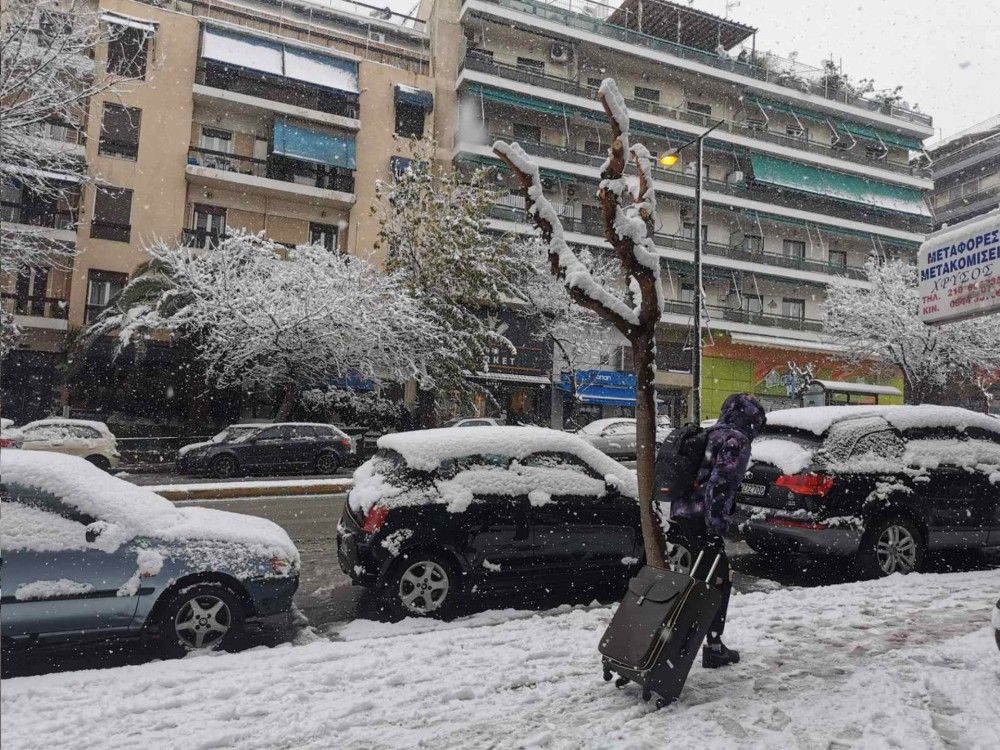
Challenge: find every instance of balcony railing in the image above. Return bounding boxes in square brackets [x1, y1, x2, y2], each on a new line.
[1, 292, 69, 320]
[468, 135, 931, 234]
[661, 298, 825, 333]
[490, 204, 868, 281]
[465, 0, 931, 128]
[461, 56, 928, 178]
[187, 147, 356, 195]
[933, 183, 1000, 216]
[89, 220, 131, 243]
[1, 202, 76, 230]
[182, 228, 297, 250]
[196, 63, 359, 120]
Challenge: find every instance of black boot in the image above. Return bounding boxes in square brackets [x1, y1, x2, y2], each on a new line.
[702, 643, 740, 668]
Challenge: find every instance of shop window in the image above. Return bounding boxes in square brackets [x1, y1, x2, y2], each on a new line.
[98, 104, 141, 160]
[90, 186, 132, 242]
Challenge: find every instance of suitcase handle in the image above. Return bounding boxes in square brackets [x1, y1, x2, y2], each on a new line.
[689, 551, 723, 584]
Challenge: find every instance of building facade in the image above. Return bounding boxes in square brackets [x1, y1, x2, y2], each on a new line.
[2, 0, 436, 422]
[423, 0, 931, 422]
[924, 115, 1000, 230]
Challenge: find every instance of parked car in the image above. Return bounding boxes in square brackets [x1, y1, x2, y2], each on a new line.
[16, 418, 120, 471]
[337, 426, 643, 617]
[0, 450, 299, 657]
[574, 417, 672, 459]
[730, 405, 1000, 577]
[176, 422, 353, 478]
[1, 418, 22, 449]
[440, 417, 503, 428]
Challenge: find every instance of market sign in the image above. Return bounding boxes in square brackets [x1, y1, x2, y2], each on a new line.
[918, 209, 1000, 325]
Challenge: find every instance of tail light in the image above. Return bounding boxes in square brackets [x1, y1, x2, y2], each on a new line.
[775, 473, 834, 497]
[362, 504, 389, 534]
[0, 437, 15, 448]
[339, 438, 352, 449]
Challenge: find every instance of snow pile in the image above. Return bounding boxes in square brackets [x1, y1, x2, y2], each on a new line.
[14, 579, 93, 602]
[767, 404, 1000, 436]
[117, 549, 165, 597]
[3, 571, 998, 749]
[0, 450, 299, 564]
[750, 438, 814, 474]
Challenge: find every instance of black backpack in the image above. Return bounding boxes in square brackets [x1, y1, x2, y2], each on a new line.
[654, 424, 710, 506]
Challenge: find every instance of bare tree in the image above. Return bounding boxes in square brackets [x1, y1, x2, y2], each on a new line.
[494, 79, 667, 567]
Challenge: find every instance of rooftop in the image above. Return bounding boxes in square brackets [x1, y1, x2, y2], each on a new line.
[607, 0, 756, 53]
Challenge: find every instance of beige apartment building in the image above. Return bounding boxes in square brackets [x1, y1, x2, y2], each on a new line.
[3, 0, 436, 421]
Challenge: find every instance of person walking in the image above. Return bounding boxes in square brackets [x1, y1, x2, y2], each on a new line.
[662, 393, 767, 669]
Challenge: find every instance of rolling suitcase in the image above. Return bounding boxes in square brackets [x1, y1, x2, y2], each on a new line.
[598, 551, 724, 708]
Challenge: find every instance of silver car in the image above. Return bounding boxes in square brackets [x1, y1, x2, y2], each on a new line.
[575, 418, 673, 459]
[0, 450, 300, 657]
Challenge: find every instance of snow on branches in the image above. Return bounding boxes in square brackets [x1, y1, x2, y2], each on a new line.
[823, 258, 1000, 404]
[89, 232, 456, 419]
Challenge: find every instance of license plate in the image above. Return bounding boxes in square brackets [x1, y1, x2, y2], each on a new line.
[740, 482, 767, 497]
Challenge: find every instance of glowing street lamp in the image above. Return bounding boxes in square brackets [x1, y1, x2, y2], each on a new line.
[658, 150, 680, 167]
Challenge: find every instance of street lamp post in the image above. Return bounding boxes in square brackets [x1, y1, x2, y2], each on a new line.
[659, 119, 726, 423]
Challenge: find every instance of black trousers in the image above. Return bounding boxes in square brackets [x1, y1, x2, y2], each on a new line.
[666, 517, 731, 644]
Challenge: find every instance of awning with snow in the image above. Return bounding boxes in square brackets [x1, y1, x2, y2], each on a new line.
[395, 85, 433, 112]
[272, 120, 356, 169]
[200, 28, 358, 95]
[100, 12, 157, 34]
[834, 122, 923, 151]
[748, 154, 930, 217]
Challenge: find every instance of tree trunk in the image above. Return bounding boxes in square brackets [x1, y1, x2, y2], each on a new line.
[274, 385, 297, 421]
[633, 333, 665, 568]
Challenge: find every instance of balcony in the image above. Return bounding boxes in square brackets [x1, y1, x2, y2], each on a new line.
[2, 292, 69, 326]
[464, 135, 931, 235]
[661, 299, 825, 333]
[182, 228, 296, 250]
[490, 204, 869, 282]
[460, 57, 928, 180]
[1, 201, 75, 231]
[186, 147, 355, 204]
[462, 0, 931, 130]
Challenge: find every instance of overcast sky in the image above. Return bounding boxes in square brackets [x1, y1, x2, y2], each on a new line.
[379, 0, 997, 141]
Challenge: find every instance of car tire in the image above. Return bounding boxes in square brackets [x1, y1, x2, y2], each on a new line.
[210, 454, 239, 479]
[856, 516, 925, 578]
[156, 582, 246, 658]
[380, 552, 461, 619]
[85, 454, 111, 472]
[315, 451, 339, 475]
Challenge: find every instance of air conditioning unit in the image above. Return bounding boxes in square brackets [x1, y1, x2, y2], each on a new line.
[368, 30, 386, 44]
[549, 42, 572, 63]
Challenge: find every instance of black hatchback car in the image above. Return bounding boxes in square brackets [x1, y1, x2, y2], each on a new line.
[731, 405, 1000, 577]
[337, 426, 643, 617]
[177, 422, 353, 478]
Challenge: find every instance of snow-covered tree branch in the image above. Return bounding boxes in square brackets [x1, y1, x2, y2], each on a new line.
[493, 78, 667, 567]
[823, 258, 1000, 404]
[87, 232, 457, 420]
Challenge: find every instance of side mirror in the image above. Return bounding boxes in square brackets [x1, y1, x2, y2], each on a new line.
[604, 477, 620, 498]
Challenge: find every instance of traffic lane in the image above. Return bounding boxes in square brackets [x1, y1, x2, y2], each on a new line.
[123, 469, 353, 486]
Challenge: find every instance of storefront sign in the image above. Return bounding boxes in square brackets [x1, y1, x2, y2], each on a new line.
[919, 210, 1000, 325]
[479, 309, 551, 378]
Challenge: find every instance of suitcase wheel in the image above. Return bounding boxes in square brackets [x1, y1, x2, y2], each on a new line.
[655, 698, 673, 710]
[642, 688, 652, 702]
[603, 669, 613, 682]
[614, 676, 629, 689]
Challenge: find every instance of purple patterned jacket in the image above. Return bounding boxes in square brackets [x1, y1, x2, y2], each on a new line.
[670, 393, 767, 535]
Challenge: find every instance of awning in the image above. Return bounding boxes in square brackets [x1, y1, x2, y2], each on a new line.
[471, 371, 552, 385]
[748, 153, 931, 217]
[742, 95, 831, 126]
[468, 85, 567, 117]
[200, 28, 358, 95]
[395, 85, 434, 112]
[812, 379, 901, 396]
[272, 120, 356, 169]
[100, 12, 157, 34]
[835, 122, 923, 151]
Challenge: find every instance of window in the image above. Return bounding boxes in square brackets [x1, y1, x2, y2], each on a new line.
[466, 47, 494, 62]
[782, 239, 806, 260]
[782, 298, 806, 320]
[586, 77, 603, 90]
[829, 249, 848, 268]
[679, 284, 695, 304]
[99, 104, 141, 160]
[634, 86, 660, 103]
[584, 140, 605, 155]
[13, 267, 49, 316]
[394, 103, 425, 139]
[516, 57, 544, 75]
[947, 185, 963, 202]
[289, 425, 317, 439]
[682, 223, 708, 244]
[90, 186, 132, 242]
[255, 426, 292, 442]
[106, 27, 148, 79]
[199, 127, 234, 170]
[309, 222, 339, 252]
[85, 270, 128, 322]
[745, 119, 768, 133]
[687, 101, 712, 116]
[742, 295, 764, 314]
[190, 204, 226, 248]
[581, 204, 603, 232]
[865, 143, 887, 159]
[37, 12, 73, 47]
[512, 123, 541, 144]
[742, 234, 763, 252]
[786, 125, 808, 141]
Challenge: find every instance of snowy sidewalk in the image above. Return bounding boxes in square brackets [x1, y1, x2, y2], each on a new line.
[3, 571, 999, 750]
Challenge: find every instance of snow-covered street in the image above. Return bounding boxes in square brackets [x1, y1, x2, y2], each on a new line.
[3, 569, 998, 750]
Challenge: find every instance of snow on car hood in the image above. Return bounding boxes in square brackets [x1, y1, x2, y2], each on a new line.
[766, 405, 1000, 437]
[0, 450, 298, 562]
[177, 440, 213, 456]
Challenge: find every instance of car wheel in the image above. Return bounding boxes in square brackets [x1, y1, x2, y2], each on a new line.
[86, 455, 111, 472]
[857, 516, 924, 578]
[383, 554, 459, 618]
[157, 583, 245, 658]
[210, 454, 238, 479]
[315, 451, 339, 474]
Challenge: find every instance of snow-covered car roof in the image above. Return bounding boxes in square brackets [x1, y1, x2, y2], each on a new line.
[576, 417, 634, 434]
[377, 426, 637, 488]
[1, 418, 14, 430]
[765, 405, 1000, 437]
[22, 418, 116, 437]
[0, 450, 298, 561]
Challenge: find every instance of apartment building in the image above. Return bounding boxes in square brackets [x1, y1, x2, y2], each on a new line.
[924, 115, 1000, 230]
[2, 0, 436, 422]
[423, 0, 933, 423]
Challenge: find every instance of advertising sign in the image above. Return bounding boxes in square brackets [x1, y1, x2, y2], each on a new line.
[918, 210, 1000, 324]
